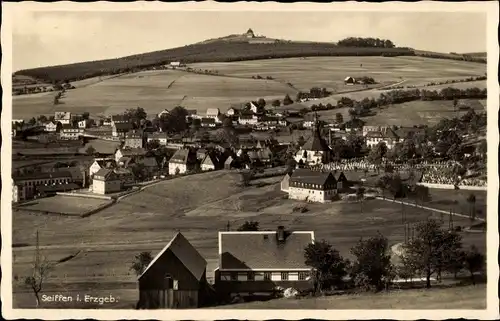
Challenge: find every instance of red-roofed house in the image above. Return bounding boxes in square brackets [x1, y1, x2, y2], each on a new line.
[214, 227, 315, 298]
[137, 232, 211, 309]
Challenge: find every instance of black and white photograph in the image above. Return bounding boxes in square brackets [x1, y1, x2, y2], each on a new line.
[1, 2, 498, 320]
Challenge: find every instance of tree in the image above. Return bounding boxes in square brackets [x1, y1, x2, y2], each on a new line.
[271, 99, 281, 108]
[130, 251, 153, 276]
[283, 94, 293, 106]
[304, 240, 348, 293]
[82, 112, 90, 120]
[257, 98, 266, 109]
[24, 230, 53, 307]
[401, 218, 463, 288]
[28, 117, 37, 126]
[285, 158, 297, 175]
[240, 169, 255, 187]
[191, 118, 201, 131]
[466, 193, 477, 223]
[237, 221, 260, 231]
[350, 234, 393, 292]
[125, 107, 147, 123]
[160, 106, 188, 133]
[85, 145, 96, 156]
[37, 115, 48, 123]
[131, 163, 147, 181]
[297, 136, 306, 147]
[222, 117, 233, 128]
[368, 142, 387, 173]
[146, 139, 160, 151]
[335, 113, 344, 124]
[463, 245, 485, 285]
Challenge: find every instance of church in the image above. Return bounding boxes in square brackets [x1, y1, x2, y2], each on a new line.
[294, 113, 333, 166]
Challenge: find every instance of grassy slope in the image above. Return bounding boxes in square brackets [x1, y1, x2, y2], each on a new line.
[12, 171, 486, 308]
[12, 56, 486, 120]
[214, 284, 487, 309]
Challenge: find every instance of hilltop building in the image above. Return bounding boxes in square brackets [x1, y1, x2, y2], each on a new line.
[245, 28, 255, 38]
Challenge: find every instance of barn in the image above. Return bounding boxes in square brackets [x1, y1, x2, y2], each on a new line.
[344, 76, 356, 85]
[136, 232, 213, 309]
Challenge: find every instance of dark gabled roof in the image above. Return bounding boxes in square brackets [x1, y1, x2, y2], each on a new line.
[201, 154, 216, 167]
[13, 171, 73, 182]
[93, 168, 118, 180]
[118, 148, 147, 156]
[139, 232, 207, 281]
[36, 183, 80, 193]
[290, 169, 337, 186]
[111, 115, 129, 122]
[169, 149, 195, 164]
[113, 123, 133, 131]
[219, 231, 314, 270]
[201, 117, 216, 124]
[95, 159, 116, 168]
[139, 156, 159, 168]
[301, 129, 330, 152]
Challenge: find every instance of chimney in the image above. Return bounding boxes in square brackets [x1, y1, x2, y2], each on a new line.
[276, 226, 286, 242]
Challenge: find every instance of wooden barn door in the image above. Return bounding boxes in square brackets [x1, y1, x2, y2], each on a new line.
[161, 276, 174, 308]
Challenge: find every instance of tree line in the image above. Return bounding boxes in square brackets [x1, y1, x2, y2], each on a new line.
[336, 37, 396, 48]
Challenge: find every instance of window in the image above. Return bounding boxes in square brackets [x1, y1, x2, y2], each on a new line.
[230, 272, 238, 281]
[264, 272, 271, 281]
[281, 272, 289, 281]
[299, 272, 309, 281]
[220, 273, 231, 281]
[247, 272, 255, 281]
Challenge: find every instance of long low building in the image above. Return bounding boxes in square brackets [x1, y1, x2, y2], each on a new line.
[12, 171, 74, 203]
[286, 168, 338, 203]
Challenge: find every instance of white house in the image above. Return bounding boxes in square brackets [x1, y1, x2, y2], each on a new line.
[365, 128, 399, 149]
[45, 121, 59, 132]
[168, 149, 197, 175]
[89, 159, 116, 178]
[78, 119, 89, 129]
[200, 154, 217, 171]
[60, 125, 84, 140]
[170, 61, 181, 67]
[54, 112, 72, 125]
[92, 168, 121, 195]
[147, 132, 169, 145]
[206, 108, 221, 120]
[226, 107, 240, 116]
[287, 169, 338, 203]
[344, 76, 356, 85]
[238, 114, 260, 126]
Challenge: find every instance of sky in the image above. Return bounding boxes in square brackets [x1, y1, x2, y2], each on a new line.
[12, 11, 487, 71]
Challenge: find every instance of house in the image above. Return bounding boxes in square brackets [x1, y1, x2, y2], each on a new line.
[224, 155, 237, 170]
[112, 122, 133, 138]
[206, 108, 221, 120]
[344, 76, 356, 85]
[214, 227, 315, 298]
[125, 130, 144, 148]
[365, 128, 400, 149]
[287, 169, 338, 203]
[281, 173, 291, 192]
[45, 121, 59, 132]
[168, 149, 197, 175]
[137, 232, 210, 309]
[245, 28, 255, 38]
[362, 125, 389, 137]
[302, 114, 316, 128]
[200, 154, 217, 171]
[201, 118, 217, 128]
[226, 107, 240, 116]
[115, 148, 147, 163]
[278, 118, 289, 127]
[78, 119, 89, 129]
[170, 61, 181, 67]
[103, 118, 112, 126]
[260, 116, 279, 126]
[248, 101, 261, 114]
[54, 111, 72, 125]
[333, 170, 348, 191]
[92, 168, 122, 195]
[89, 158, 116, 178]
[138, 157, 160, 178]
[238, 114, 260, 126]
[294, 114, 333, 165]
[395, 127, 425, 141]
[147, 132, 169, 146]
[158, 109, 170, 118]
[60, 125, 84, 140]
[12, 171, 73, 203]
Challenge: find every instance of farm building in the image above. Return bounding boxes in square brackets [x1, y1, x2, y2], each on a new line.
[287, 169, 338, 203]
[224, 156, 237, 170]
[54, 111, 72, 125]
[12, 171, 73, 203]
[147, 132, 169, 146]
[226, 107, 240, 116]
[200, 154, 217, 171]
[137, 232, 211, 309]
[115, 148, 147, 163]
[89, 159, 116, 178]
[91, 168, 122, 195]
[60, 125, 84, 140]
[168, 148, 197, 175]
[294, 114, 333, 165]
[158, 109, 170, 118]
[214, 228, 315, 298]
[37, 183, 80, 198]
[365, 128, 400, 149]
[344, 76, 356, 85]
[45, 121, 59, 132]
[124, 130, 144, 148]
[206, 108, 221, 120]
[112, 122, 133, 138]
[362, 125, 390, 137]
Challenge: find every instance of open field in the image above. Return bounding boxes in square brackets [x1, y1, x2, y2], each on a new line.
[214, 283, 486, 309]
[314, 99, 486, 127]
[15, 195, 112, 216]
[13, 56, 486, 120]
[191, 56, 485, 92]
[12, 170, 486, 308]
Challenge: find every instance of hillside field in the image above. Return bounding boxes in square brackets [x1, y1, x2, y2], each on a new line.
[12, 170, 486, 308]
[12, 56, 486, 120]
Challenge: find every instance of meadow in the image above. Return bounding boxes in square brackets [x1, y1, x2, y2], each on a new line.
[12, 56, 486, 120]
[14, 195, 112, 216]
[12, 170, 486, 308]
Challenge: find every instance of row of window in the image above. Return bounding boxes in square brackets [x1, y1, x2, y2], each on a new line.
[22, 178, 70, 187]
[290, 182, 337, 189]
[220, 271, 309, 282]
